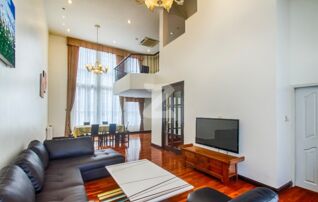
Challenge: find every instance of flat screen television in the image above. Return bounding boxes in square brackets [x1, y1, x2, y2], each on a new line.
[196, 118, 239, 153]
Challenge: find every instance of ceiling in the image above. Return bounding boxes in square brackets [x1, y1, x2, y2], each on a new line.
[44, 0, 160, 54]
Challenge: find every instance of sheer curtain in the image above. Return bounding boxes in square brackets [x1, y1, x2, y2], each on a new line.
[71, 47, 121, 127]
[125, 57, 140, 73]
[125, 102, 141, 131]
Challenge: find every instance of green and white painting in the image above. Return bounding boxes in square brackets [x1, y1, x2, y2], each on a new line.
[0, 0, 15, 67]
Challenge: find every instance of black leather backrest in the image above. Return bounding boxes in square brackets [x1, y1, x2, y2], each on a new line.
[229, 187, 278, 202]
[0, 165, 35, 202]
[28, 140, 49, 169]
[91, 124, 99, 136]
[44, 136, 94, 160]
[109, 124, 117, 134]
[14, 150, 45, 192]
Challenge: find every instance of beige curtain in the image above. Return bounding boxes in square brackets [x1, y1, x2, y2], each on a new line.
[67, 37, 130, 57]
[139, 102, 145, 131]
[119, 96, 125, 126]
[142, 54, 159, 73]
[65, 45, 79, 136]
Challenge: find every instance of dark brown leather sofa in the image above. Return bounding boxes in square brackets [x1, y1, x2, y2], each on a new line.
[0, 136, 125, 202]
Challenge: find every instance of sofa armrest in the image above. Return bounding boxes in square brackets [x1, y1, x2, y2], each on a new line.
[44, 137, 94, 160]
[229, 187, 278, 202]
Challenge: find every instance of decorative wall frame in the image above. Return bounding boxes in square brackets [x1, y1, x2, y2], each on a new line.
[0, 0, 15, 67]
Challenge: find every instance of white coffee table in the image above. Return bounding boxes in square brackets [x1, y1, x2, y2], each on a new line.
[106, 159, 193, 202]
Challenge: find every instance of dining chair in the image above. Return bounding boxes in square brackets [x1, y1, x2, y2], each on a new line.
[91, 124, 100, 148]
[106, 124, 117, 146]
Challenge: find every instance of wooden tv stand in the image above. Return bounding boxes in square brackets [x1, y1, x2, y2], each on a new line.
[181, 144, 245, 184]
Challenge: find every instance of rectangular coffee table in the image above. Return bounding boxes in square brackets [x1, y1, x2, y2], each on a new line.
[106, 159, 193, 202]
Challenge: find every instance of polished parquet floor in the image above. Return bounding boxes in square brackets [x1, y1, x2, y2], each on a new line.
[85, 133, 318, 202]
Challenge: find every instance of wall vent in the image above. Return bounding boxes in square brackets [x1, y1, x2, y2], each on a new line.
[140, 37, 159, 47]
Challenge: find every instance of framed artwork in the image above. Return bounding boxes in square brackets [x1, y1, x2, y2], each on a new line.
[0, 0, 15, 67]
[40, 71, 47, 98]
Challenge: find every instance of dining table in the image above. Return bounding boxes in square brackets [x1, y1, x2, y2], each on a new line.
[73, 124, 125, 137]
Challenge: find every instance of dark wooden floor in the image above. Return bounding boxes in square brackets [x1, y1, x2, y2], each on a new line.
[85, 133, 318, 202]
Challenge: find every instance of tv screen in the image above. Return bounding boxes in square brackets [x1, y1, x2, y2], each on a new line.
[196, 118, 239, 153]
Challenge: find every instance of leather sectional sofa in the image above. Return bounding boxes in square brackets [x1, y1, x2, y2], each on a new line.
[0, 137, 125, 202]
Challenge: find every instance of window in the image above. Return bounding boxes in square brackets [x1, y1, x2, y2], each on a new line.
[71, 47, 121, 127]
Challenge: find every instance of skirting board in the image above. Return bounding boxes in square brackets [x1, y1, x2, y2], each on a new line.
[239, 175, 293, 192]
[151, 143, 162, 149]
[130, 130, 152, 134]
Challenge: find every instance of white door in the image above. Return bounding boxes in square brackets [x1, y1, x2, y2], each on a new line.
[296, 87, 318, 192]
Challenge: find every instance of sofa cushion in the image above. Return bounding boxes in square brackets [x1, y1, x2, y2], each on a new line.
[44, 136, 94, 160]
[187, 187, 231, 202]
[48, 149, 125, 170]
[28, 140, 49, 169]
[229, 187, 278, 202]
[14, 150, 45, 192]
[0, 165, 35, 202]
[36, 185, 87, 202]
[41, 168, 83, 191]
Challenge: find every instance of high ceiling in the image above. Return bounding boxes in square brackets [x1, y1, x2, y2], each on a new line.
[44, 0, 159, 54]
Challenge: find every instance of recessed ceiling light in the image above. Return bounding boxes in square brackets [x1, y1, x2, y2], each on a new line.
[67, 28, 71, 33]
[68, 0, 72, 4]
[147, 49, 151, 53]
[62, 15, 65, 19]
[170, 32, 174, 35]
[127, 19, 131, 24]
[62, 22, 65, 26]
[113, 40, 117, 44]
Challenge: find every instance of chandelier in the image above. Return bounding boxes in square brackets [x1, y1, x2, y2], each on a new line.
[86, 25, 109, 75]
[143, 0, 184, 12]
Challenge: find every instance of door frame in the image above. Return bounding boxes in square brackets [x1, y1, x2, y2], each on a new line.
[293, 84, 318, 190]
[161, 81, 184, 152]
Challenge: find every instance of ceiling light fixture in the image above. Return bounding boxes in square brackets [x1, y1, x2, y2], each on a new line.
[113, 40, 117, 44]
[86, 25, 109, 75]
[67, 28, 71, 32]
[127, 19, 131, 24]
[142, 0, 184, 12]
[62, 15, 65, 19]
[68, 0, 72, 4]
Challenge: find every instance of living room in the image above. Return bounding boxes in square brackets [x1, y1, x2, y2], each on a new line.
[0, 0, 318, 201]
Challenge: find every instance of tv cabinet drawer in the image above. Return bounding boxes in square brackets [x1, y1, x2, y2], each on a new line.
[209, 159, 222, 169]
[184, 152, 196, 164]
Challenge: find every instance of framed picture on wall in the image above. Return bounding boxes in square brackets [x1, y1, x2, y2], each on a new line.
[40, 71, 47, 98]
[0, 0, 15, 67]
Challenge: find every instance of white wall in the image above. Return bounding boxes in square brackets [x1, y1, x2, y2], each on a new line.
[0, 0, 48, 168]
[275, 0, 293, 188]
[289, 0, 318, 86]
[152, 0, 290, 188]
[48, 34, 67, 137]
